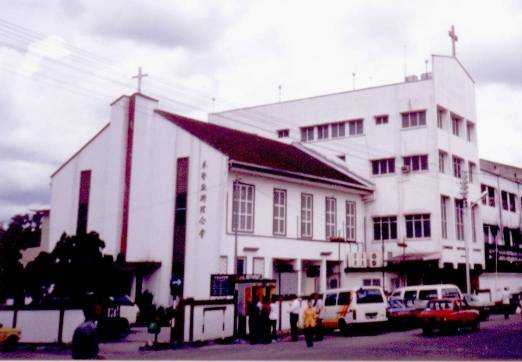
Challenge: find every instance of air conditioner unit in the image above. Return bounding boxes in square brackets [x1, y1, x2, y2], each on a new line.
[359, 252, 368, 268]
[368, 251, 383, 268]
[347, 252, 367, 268]
[401, 165, 411, 174]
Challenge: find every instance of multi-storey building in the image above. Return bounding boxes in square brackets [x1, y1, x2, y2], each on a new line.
[480, 159, 522, 300]
[210, 55, 485, 292]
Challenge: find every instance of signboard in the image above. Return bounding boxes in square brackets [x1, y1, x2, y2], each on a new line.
[210, 274, 235, 297]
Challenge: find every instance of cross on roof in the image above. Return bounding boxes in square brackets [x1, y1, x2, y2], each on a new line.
[448, 25, 458, 57]
[132, 67, 148, 93]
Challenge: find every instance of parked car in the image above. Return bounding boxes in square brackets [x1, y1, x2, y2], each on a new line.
[322, 287, 387, 335]
[0, 323, 21, 352]
[418, 298, 480, 335]
[390, 284, 462, 310]
[463, 293, 494, 320]
[387, 298, 420, 328]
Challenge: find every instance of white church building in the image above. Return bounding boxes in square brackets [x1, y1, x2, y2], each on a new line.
[48, 52, 522, 331]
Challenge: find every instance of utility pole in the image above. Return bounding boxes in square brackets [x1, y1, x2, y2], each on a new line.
[459, 170, 471, 294]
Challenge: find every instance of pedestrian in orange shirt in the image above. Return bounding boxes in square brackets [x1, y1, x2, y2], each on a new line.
[303, 299, 317, 347]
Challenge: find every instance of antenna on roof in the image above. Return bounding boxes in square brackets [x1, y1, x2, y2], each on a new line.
[352, 73, 356, 90]
[278, 85, 282, 102]
[212, 97, 216, 112]
[403, 44, 407, 78]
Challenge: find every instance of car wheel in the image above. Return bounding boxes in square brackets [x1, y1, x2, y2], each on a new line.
[338, 319, 350, 336]
[2, 335, 19, 352]
[422, 325, 432, 336]
[472, 321, 480, 332]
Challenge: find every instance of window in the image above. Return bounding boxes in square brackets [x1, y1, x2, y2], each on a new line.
[404, 291, 417, 301]
[453, 156, 464, 178]
[442, 288, 460, 298]
[325, 197, 337, 239]
[509, 193, 517, 212]
[348, 119, 364, 135]
[401, 110, 427, 128]
[468, 162, 476, 183]
[481, 184, 496, 207]
[371, 158, 395, 175]
[232, 183, 255, 232]
[403, 155, 428, 172]
[437, 107, 446, 129]
[253, 257, 265, 276]
[405, 214, 431, 239]
[466, 121, 475, 142]
[483, 224, 498, 244]
[501, 190, 508, 210]
[301, 193, 313, 238]
[331, 122, 345, 137]
[375, 115, 388, 125]
[76, 170, 92, 235]
[439, 151, 447, 173]
[419, 289, 438, 301]
[301, 127, 314, 142]
[451, 114, 462, 136]
[455, 199, 465, 241]
[325, 293, 337, 306]
[356, 288, 384, 303]
[317, 124, 329, 139]
[346, 201, 356, 242]
[338, 292, 351, 305]
[273, 189, 287, 235]
[277, 129, 289, 138]
[236, 257, 246, 275]
[441, 196, 449, 239]
[471, 206, 477, 243]
[373, 216, 398, 240]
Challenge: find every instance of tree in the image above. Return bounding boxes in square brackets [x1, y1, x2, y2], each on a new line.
[0, 212, 43, 303]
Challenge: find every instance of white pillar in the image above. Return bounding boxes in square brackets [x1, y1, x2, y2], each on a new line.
[265, 257, 273, 279]
[320, 258, 327, 292]
[296, 259, 302, 296]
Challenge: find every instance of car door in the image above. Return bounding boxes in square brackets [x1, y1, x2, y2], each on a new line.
[322, 292, 338, 328]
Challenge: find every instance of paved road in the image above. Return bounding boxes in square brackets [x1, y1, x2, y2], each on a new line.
[4, 314, 522, 360]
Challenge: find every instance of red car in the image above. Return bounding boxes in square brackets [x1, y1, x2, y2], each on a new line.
[418, 298, 480, 335]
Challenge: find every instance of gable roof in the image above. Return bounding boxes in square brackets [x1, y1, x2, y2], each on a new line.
[156, 110, 372, 191]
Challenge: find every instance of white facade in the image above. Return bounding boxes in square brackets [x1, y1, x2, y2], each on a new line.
[49, 93, 377, 308]
[210, 55, 484, 288]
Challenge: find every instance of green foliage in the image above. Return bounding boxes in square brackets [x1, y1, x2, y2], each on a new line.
[0, 212, 43, 303]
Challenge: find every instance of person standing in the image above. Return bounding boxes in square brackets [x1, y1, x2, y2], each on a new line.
[248, 295, 260, 344]
[269, 295, 279, 341]
[501, 287, 511, 320]
[303, 299, 317, 348]
[313, 293, 324, 341]
[289, 295, 300, 342]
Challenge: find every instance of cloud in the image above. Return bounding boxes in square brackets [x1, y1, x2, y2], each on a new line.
[86, 1, 236, 50]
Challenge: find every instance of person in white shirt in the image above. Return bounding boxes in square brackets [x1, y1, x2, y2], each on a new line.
[501, 287, 511, 320]
[269, 295, 279, 341]
[288, 295, 300, 341]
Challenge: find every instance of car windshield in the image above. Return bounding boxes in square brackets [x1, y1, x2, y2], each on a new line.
[356, 288, 384, 304]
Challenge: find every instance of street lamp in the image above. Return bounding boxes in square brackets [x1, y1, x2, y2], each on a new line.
[465, 190, 488, 294]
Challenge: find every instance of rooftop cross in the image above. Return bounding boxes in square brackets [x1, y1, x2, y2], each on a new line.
[448, 25, 458, 57]
[132, 67, 148, 93]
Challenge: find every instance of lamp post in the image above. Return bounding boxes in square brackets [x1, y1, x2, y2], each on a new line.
[466, 190, 488, 294]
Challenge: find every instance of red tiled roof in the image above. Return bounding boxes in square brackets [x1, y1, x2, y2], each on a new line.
[156, 110, 368, 189]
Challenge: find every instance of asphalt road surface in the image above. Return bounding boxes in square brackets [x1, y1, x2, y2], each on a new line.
[4, 314, 522, 360]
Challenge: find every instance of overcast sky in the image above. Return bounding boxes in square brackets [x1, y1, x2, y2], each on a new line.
[1, 0, 521, 223]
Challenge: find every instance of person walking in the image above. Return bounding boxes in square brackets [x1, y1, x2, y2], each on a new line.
[501, 287, 511, 320]
[72, 303, 100, 360]
[269, 295, 279, 341]
[303, 299, 317, 348]
[313, 293, 324, 341]
[289, 295, 300, 342]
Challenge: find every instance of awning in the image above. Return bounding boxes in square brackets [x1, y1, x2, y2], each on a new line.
[116, 261, 161, 273]
[386, 252, 441, 264]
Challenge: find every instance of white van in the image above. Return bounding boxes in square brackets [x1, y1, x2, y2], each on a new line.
[390, 284, 462, 309]
[322, 287, 387, 333]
